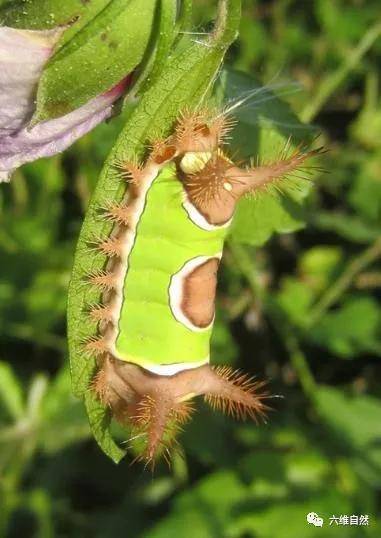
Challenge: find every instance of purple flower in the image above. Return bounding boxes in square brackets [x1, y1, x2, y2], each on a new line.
[0, 27, 130, 182]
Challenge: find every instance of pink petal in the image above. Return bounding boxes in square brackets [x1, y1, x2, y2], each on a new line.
[0, 77, 129, 181]
[0, 26, 130, 182]
[0, 27, 64, 136]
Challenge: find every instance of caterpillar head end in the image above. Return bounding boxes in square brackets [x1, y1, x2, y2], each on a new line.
[180, 144, 325, 226]
[92, 358, 269, 466]
[175, 109, 235, 153]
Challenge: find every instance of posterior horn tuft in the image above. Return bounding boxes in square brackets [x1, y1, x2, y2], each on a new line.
[204, 365, 269, 422]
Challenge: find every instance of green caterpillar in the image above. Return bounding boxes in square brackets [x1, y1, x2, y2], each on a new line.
[70, 106, 320, 464]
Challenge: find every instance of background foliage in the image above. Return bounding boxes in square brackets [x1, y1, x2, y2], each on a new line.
[1, 0, 381, 536]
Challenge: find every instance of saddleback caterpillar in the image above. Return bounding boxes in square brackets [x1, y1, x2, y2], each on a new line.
[71, 106, 322, 465]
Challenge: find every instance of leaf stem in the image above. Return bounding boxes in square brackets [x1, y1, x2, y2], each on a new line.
[213, 0, 242, 47]
[307, 238, 381, 327]
[301, 21, 381, 123]
[177, 0, 193, 32]
[278, 325, 317, 398]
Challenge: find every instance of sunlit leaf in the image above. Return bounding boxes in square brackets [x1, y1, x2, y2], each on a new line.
[310, 296, 381, 358]
[0, 361, 24, 421]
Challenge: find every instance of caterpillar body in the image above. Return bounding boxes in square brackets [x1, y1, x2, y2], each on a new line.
[76, 108, 320, 464]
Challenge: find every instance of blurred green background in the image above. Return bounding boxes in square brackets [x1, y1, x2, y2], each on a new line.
[1, 0, 381, 536]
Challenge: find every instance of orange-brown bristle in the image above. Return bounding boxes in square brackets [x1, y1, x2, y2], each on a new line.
[89, 304, 113, 322]
[83, 335, 108, 357]
[86, 359, 270, 467]
[204, 365, 269, 422]
[209, 113, 237, 143]
[173, 400, 195, 425]
[182, 153, 238, 206]
[101, 202, 131, 226]
[127, 395, 195, 465]
[91, 359, 136, 418]
[132, 396, 171, 464]
[87, 270, 117, 290]
[95, 236, 123, 257]
[240, 143, 326, 197]
[174, 110, 212, 152]
[131, 395, 155, 427]
[175, 108, 235, 152]
[115, 158, 144, 185]
[175, 109, 207, 140]
[91, 364, 111, 405]
[149, 139, 177, 164]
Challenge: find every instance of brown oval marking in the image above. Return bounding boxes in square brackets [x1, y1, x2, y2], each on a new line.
[181, 258, 219, 328]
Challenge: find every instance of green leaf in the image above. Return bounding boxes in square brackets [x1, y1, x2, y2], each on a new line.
[216, 69, 318, 246]
[40, 367, 90, 453]
[233, 489, 354, 538]
[240, 449, 331, 499]
[134, 0, 178, 95]
[273, 245, 345, 329]
[310, 296, 381, 358]
[145, 510, 212, 538]
[275, 277, 314, 327]
[351, 106, 381, 150]
[240, 451, 289, 501]
[312, 211, 381, 244]
[230, 193, 308, 246]
[26, 489, 54, 538]
[145, 471, 246, 538]
[315, 386, 381, 482]
[298, 246, 343, 294]
[182, 405, 236, 466]
[315, 0, 379, 43]
[85, 390, 125, 464]
[0, 361, 24, 421]
[348, 153, 381, 223]
[24, 269, 68, 332]
[34, 0, 158, 122]
[316, 386, 381, 450]
[0, 0, 109, 29]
